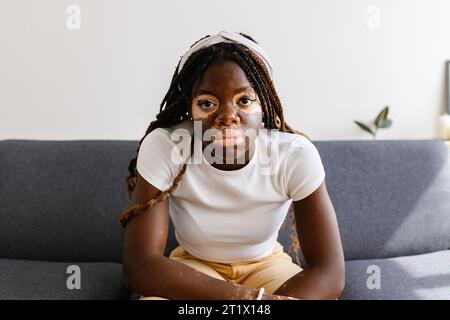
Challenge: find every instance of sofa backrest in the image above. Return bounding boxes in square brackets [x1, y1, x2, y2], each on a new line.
[0, 139, 132, 263]
[1, 139, 449, 263]
[310, 139, 450, 260]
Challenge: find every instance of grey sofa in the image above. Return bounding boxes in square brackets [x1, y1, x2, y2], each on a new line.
[0, 138, 449, 300]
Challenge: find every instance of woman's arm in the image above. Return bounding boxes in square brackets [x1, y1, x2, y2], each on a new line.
[273, 181, 345, 299]
[123, 173, 296, 300]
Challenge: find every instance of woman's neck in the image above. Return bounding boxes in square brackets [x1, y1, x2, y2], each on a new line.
[203, 140, 256, 171]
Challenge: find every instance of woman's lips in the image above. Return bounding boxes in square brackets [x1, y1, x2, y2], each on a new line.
[211, 129, 245, 147]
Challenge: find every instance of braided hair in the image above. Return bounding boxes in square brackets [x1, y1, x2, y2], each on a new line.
[118, 33, 310, 266]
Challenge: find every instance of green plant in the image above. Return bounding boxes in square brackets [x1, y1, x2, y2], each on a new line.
[354, 106, 392, 140]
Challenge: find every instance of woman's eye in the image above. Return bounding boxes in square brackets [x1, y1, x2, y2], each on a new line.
[239, 97, 255, 106]
[198, 100, 216, 109]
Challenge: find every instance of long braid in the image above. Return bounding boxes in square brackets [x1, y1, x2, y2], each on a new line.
[121, 33, 311, 267]
[230, 52, 271, 126]
[120, 46, 216, 226]
[250, 52, 280, 127]
[232, 47, 276, 129]
[123, 36, 215, 200]
[238, 48, 278, 129]
[237, 33, 279, 129]
[119, 163, 187, 228]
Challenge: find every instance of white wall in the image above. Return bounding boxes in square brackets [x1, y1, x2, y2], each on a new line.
[1, 0, 449, 141]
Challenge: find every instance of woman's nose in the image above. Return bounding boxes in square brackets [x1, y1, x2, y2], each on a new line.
[214, 103, 239, 126]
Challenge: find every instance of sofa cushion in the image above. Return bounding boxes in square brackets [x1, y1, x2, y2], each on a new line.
[340, 250, 450, 299]
[0, 258, 129, 300]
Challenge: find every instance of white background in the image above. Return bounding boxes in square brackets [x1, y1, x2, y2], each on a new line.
[1, 0, 450, 141]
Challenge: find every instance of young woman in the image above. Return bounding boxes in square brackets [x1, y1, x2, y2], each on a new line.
[119, 31, 345, 300]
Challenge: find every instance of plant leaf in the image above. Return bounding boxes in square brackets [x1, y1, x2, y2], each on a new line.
[374, 106, 389, 127]
[378, 119, 392, 128]
[354, 121, 375, 136]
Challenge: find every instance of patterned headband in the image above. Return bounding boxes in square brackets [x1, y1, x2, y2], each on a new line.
[177, 31, 274, 80]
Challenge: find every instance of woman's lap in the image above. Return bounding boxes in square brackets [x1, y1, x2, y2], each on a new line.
[139, 241, 302, 300]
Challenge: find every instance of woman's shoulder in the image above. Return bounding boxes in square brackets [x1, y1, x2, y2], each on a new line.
[142, 120, 193, 145]
[258, 129, 315, 155]
[161, 120, 194, 135]
[278, 130, 311, 145]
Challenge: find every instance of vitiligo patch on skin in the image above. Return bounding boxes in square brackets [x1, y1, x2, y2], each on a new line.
[191, 93, 261, 120]
[187, 61, 264, 167]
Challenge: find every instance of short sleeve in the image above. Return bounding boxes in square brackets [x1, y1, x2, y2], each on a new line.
[136, 128, 184, 191]
[284, 136, 326, 201]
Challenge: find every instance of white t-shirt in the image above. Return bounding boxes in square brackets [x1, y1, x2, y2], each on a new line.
[136, 120, 326, 263]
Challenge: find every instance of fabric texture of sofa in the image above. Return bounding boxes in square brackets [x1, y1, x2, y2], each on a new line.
[0, 138, 449, 299]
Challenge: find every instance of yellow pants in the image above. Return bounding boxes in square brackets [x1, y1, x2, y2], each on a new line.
[140, 241, 303, 300]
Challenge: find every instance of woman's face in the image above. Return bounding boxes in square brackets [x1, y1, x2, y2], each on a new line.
[190, 60, 263, 162]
